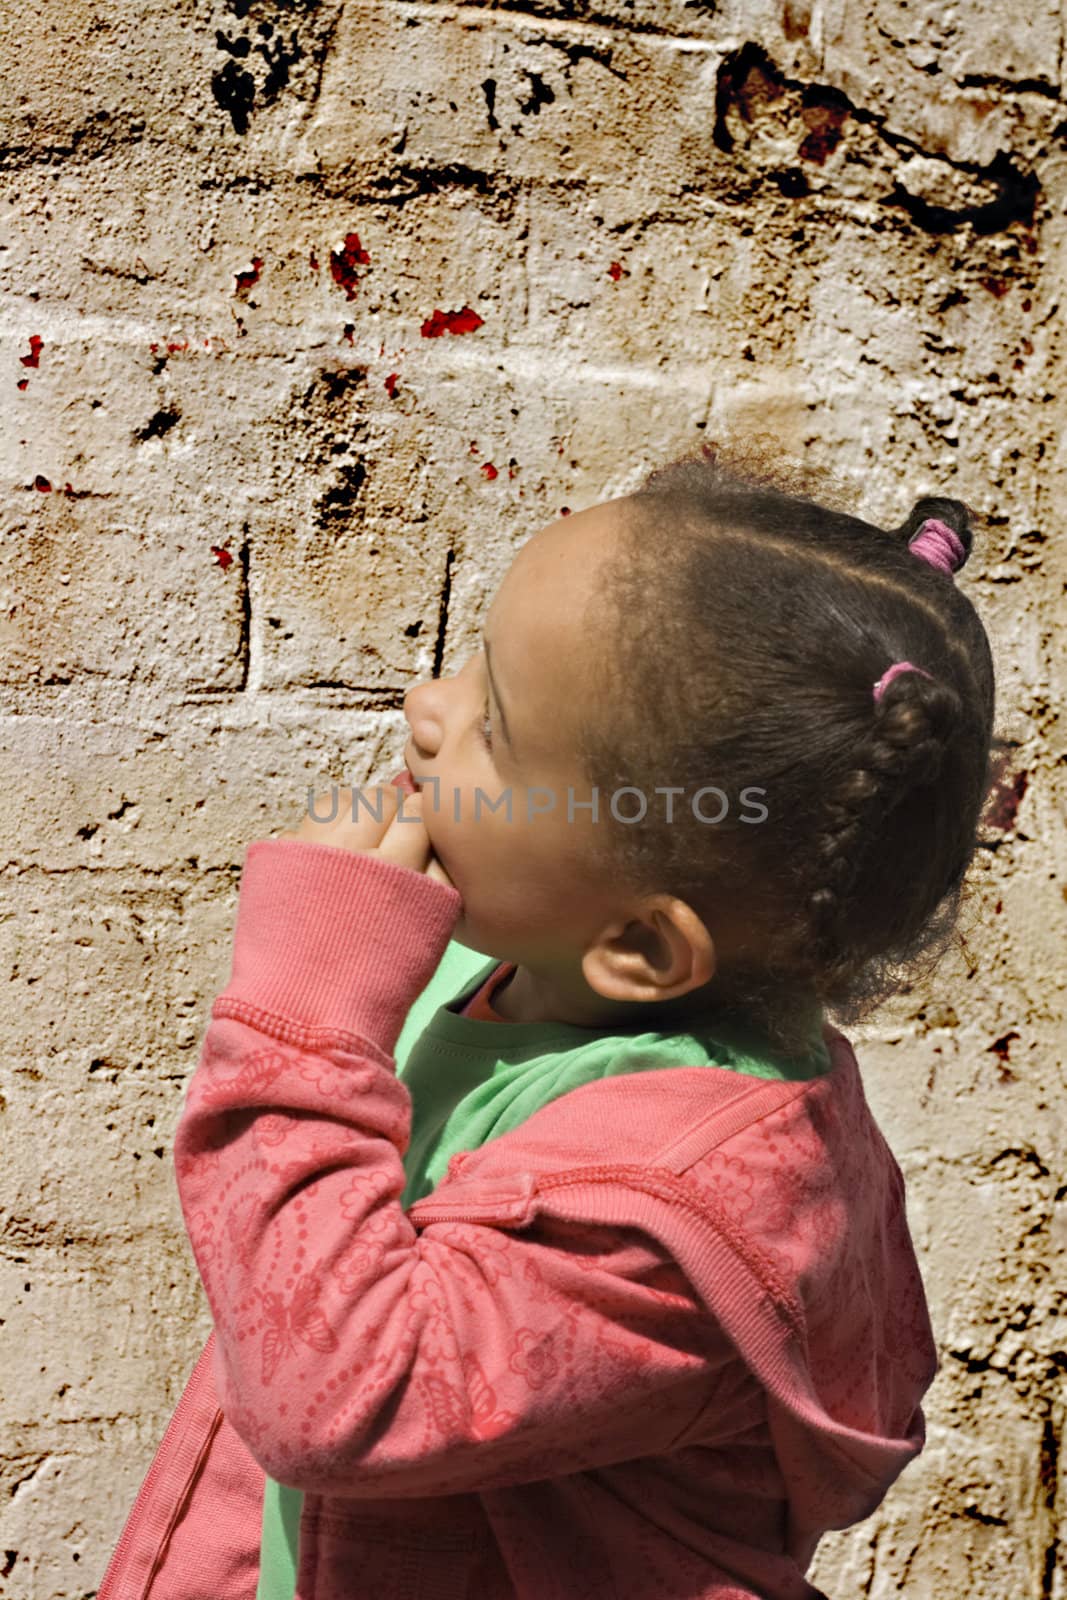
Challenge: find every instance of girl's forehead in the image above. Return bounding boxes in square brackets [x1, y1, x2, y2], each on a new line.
[492, 514, 621, 751]
[496, 531, 603, 650]
[500, 499, 626, 608]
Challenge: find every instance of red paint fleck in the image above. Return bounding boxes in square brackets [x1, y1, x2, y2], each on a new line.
[559, 506, 571, 516]
[17, 378, 28, 391]
[309, 251, 320, 272]
[20, 335, 44, 369]
[211, 546, 234, 569]
[481, 462, 498, 480]
[34, 474, 52, 492]
[608, 261, 624, 281]
[379, 342, 385, 357]
[342, 324, 356, 345]
[798, 101, 849, 164]
[420, 306, 484, 338]
[507, 460, 518, 479]
[384, 372, 400, 397]
[469, 441, 479, 455]
[150, 343, 159, 353]
[329, 233, 371, 301]
[980, 276, 1010, 298]
[233, 258, 264, 295]
[167, 340, 189, 354]
[984, 764, 1028, 832]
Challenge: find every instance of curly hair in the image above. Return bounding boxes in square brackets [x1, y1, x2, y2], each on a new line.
[575, 436, 1007, 1057]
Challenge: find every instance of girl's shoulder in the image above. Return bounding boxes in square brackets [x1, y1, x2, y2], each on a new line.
[414, 1026, 866, 1217]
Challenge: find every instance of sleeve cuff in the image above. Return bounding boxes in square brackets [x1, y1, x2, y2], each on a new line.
[214, 837, 463, 1049]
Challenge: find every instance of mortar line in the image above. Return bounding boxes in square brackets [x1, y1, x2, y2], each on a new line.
[376, 0, 731, 54]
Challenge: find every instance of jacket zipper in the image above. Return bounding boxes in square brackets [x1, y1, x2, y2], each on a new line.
[96, 1334, 219, 1599]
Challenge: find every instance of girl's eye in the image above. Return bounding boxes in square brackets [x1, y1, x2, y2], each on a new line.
[477, 691, 493, 751]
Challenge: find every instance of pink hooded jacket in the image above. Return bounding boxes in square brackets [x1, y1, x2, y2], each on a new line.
[95, 836, 939, 1599]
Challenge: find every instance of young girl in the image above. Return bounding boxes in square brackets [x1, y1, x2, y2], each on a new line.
[96, 441, 999, 1600]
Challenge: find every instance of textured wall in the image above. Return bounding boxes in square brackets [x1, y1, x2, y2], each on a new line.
[1, 1, 1064, 1596]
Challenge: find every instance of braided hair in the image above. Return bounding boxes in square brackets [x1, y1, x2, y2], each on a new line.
[575, 439, 1003, 1055]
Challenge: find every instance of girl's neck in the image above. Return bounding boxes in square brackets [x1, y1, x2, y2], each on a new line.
[489, 961, 727, 1031]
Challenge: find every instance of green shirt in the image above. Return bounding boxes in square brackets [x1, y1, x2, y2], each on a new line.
[256, 940, 831, 1598]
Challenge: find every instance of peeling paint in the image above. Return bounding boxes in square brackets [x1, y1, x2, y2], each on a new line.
[420, 306, 484, 337]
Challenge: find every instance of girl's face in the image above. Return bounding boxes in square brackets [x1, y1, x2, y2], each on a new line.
[402, 497, 630, 972]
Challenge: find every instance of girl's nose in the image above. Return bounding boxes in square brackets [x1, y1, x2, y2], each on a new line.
[403, 679, 442, 753]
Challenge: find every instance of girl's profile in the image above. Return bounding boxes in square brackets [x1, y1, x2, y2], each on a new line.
[94, 438, 1008, 1600]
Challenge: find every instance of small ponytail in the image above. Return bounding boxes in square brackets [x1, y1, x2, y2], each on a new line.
[889, 496, 977, 570]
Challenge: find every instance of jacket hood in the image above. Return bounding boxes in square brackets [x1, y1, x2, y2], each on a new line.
[408, 1023, 940, 1556]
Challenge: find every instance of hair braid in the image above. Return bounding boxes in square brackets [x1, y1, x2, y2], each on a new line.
[799, 666, 964, 995]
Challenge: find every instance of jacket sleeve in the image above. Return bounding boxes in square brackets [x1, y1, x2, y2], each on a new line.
[173, 838, 751, 1500]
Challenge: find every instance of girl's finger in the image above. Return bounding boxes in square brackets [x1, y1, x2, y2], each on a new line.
[375, 790, 436, 873]
[378, 793, 456, 889]
[424, 858, 456, 889]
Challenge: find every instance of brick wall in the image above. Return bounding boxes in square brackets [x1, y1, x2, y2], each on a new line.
[1, 1, 1063, 1595]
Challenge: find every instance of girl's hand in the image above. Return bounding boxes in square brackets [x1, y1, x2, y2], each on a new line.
[277, 779, 456, 890]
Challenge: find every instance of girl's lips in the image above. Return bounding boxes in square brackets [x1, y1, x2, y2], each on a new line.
[391, 765, 418, 796]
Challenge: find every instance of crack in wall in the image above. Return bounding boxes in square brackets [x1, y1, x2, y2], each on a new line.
[713, 40, 1042, 235]
[236, 529, 251, 695]
[1038, 1408, 1061, 1598]
[432, 543, 455, 685]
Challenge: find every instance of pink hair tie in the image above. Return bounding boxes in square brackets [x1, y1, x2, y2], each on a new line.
[872, 660, 934, 702]
[870, 516, 964, 702]
[907, 516, 966, 575]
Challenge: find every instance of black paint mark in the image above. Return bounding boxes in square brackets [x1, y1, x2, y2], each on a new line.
[319, 366, 368, 404]
[553, 37, 628, 86]
[212, 57, 255, 134]
[481, 78, 498, 131]
[216, 28, 251, 58]
[772, 168, 809, 196]
[516, 71, 555, 118]
[317, 460, 367, 527]
[134, 408, 181, 442]
[210, 2, 307, 135]
[260, 30, 302, 101]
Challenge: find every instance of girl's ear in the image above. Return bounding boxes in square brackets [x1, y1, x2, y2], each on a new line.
[581, 898, 716, 1005]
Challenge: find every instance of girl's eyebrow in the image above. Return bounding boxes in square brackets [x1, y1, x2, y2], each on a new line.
[484, 637, 516, 756]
